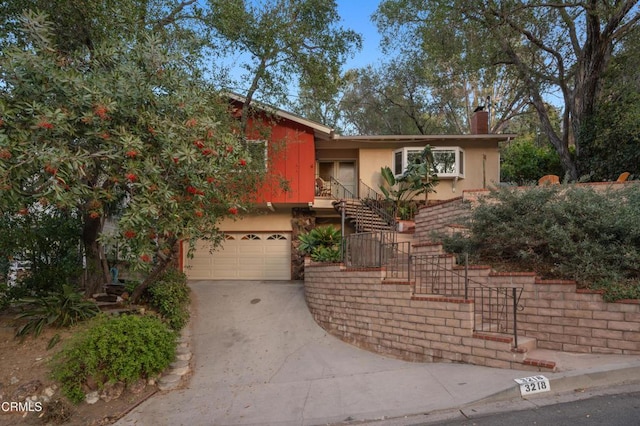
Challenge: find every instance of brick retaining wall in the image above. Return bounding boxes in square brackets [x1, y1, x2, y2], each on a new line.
[304, 258, 640, 369]
[414, 197, 470, 241]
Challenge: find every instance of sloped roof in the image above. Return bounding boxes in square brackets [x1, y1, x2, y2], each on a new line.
[224, 92, 335, 140]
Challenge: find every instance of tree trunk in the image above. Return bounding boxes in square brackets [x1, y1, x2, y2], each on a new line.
[82, 215, 110, 296]
[129, 237, 179, 304]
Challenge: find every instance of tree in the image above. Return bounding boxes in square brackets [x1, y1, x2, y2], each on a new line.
[500, 106, 564, 184]
[375, 0, 640, 180]
[580, 35, 640, 180]
[0, 13, 265, 298]
[338, 60, 449, 135]
[205, 0, 362, 131]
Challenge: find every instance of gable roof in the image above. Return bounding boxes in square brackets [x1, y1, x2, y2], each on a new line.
[224, 92, 334, 140]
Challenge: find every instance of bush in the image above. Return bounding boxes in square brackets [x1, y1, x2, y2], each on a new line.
[442, 184, 640, 301]
[298, 226, 342, 262]
[14, 284, 99, 340]
[51, 314, 176, 403]
[147, 268, 190, 331]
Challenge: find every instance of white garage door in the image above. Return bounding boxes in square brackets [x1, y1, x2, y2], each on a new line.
[184, 232, 291, 280]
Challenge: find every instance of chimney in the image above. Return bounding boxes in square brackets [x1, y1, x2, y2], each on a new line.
[471, 110, 489, 134]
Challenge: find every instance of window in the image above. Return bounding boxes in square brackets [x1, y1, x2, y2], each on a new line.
[393, 147, 465, 178]
[241, 234, 261, 240]
[267, 234, 287, 240]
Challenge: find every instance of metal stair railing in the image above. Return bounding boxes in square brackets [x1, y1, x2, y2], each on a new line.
[359, 180, 397, 228]
[343, 231, 411, 279]
[330, 178, 390, 233]
[409, 254, 524, 347]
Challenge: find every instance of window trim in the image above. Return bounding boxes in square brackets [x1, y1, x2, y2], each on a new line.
[392, 146, 465, 179]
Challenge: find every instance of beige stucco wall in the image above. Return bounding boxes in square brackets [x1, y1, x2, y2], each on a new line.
[358, 143, 500, 202]
[217, 210, 292, 232]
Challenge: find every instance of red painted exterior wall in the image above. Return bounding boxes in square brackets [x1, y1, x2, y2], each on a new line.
[244, 112, 316, 205]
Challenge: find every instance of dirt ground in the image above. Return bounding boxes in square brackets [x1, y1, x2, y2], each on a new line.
[0, 310, 159, 426]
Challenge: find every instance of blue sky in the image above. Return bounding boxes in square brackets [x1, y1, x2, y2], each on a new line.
[220, 0, 385, 98]
[336, 0, 384, 70]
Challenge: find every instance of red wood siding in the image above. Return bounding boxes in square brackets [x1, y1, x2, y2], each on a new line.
[246, 115, 316, 204]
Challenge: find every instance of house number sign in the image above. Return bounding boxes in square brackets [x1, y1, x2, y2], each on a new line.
[514, 375, 551, 396]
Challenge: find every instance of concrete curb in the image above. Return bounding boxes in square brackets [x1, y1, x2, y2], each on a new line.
[352, 363, 640, 425]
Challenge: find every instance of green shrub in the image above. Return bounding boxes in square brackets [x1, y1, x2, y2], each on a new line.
[147, 268, 190, 330]
[442, 184, 640, 301]
[298, 226, 342, 262]
[51, 314, 176, 403]
[14, 284, 99, 340]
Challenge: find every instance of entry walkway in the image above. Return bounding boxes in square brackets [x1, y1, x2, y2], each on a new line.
[117, 281, 640, 426]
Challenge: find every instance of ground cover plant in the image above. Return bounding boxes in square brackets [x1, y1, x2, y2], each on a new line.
[51, 314, 175, 404]
[441, 183, 640, 301]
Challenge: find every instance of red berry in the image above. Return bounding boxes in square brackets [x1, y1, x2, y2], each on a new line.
[206, 177, 215, 183]
[126, 150, 138, 158]
[124, 229, 136, 239]
[173, 157, 179, 164]
[228, 207, 238, 215]
[239, 159, 247, 166]
[89, 211, 100, 219]
[193, 139, 205, 149]
[194, 210, 203, 217]
[140, 254, 151, 262]
[185, 118, 197, 127]
[226, 146, 234, 153]
[37, 120, 54, 130]
[126, 173, 137, 182]
[94, 105, 109, 120]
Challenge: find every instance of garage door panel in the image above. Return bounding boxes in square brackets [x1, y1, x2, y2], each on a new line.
[185, 232, 291, 280]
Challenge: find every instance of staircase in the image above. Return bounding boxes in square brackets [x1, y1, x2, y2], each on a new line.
[327, 178, 395, 233]
[334, 198, 394, 232]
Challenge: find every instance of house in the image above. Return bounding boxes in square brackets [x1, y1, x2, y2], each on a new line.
[181, 98, 515, 281]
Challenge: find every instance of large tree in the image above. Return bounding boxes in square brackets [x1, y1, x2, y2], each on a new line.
[375, 0, 640, 180]
[580, 35, 640, 180]
[206, 0, 362, 131]
[0, 13, 264, 298]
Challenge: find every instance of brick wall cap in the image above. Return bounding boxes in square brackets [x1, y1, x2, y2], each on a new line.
[535, 278, 576, 285]
[411, 296, 473, 304]
[418, 196, 464, 210]
[489, 271, 537, 277]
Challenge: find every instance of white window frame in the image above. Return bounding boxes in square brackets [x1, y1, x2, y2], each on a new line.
[393, 146, 465, 179]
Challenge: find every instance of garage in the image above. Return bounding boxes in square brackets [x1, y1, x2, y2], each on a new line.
[183, 232, 292, 280]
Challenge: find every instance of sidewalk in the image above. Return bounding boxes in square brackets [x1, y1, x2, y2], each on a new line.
[116, 281, 640, 426]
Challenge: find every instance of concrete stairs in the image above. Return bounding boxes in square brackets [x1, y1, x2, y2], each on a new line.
[334, 198, 394, 232]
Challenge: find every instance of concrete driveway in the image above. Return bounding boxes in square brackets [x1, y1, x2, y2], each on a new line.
[115, 280, 536, 425]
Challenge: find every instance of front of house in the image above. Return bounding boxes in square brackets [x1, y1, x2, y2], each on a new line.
[181, 100, 514, 281]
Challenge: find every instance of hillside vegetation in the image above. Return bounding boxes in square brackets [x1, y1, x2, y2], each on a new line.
[442, 184, 640, 301]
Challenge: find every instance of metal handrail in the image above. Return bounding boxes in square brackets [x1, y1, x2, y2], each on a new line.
[359, 180, 397, 227]
[409, 253, 523, 346]
[329, 177, 356, 199]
